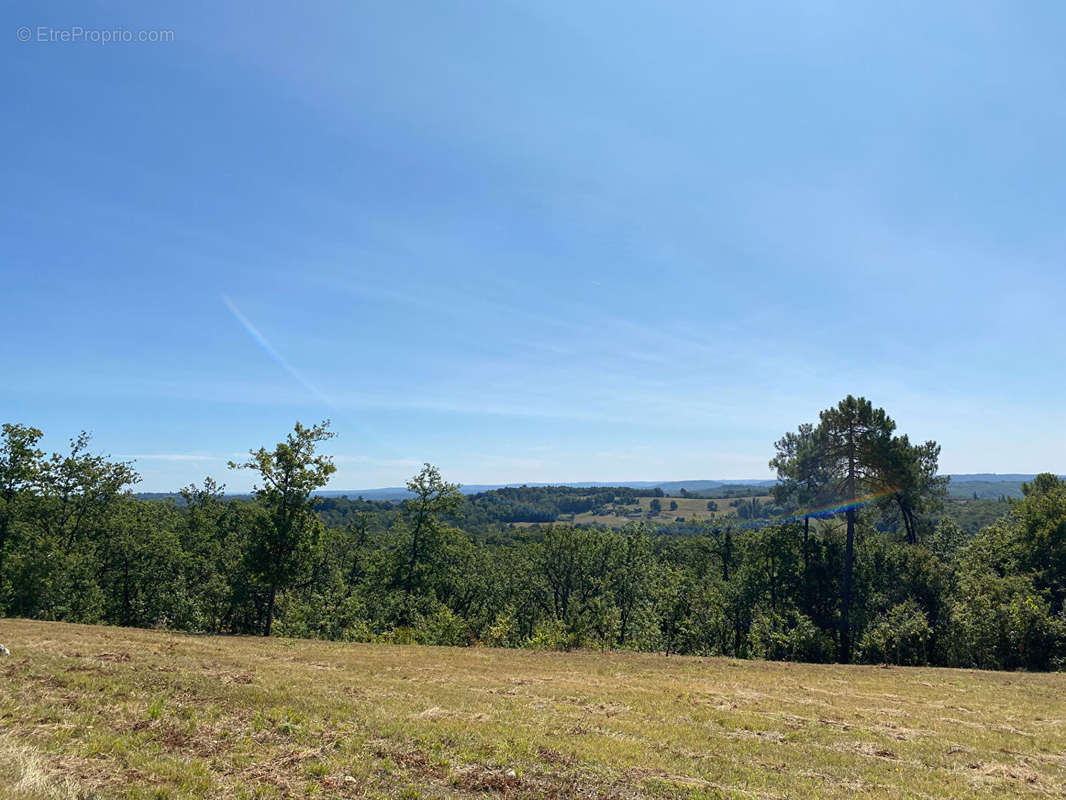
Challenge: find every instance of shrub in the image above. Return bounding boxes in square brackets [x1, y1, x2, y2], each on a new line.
[748, 608, 834, 663]
[484, 608, 518, 648]
[946, 573, 1066, 670]
[414, 605, 468, 646]
[857, 600, 932, 666]
[525, 619, 567, 651]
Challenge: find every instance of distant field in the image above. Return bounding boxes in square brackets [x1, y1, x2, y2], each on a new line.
[567, 495, 773, 528]
[1, 620, 1064, 799]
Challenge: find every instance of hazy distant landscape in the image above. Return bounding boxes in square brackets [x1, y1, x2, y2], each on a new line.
[308, 473, 1051, 502]
[137, 473, 1053, 505]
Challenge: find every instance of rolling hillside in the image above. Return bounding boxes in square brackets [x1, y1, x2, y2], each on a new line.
[1, 619, 1063, 799]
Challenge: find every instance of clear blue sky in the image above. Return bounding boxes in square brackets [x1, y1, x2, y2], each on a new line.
[4, 2, 1065, 492]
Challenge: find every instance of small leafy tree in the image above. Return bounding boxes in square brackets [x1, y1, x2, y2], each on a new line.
[611, 522, 654, 646]
[0, 424, 43, 594]
[229, 421, 336, 635]
[11, 432, 140, 621]
[391, 463, 463, 622]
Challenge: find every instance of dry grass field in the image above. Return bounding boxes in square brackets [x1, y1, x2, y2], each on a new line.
[1, 619, 1064, 799]
[568, 496, 773, 528]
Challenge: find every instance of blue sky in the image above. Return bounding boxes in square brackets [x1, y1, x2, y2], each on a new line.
[4, 1, 1066, 492]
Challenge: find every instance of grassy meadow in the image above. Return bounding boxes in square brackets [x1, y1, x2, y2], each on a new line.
[565, 495, 773, 528]
[1, 620, 1064, 799]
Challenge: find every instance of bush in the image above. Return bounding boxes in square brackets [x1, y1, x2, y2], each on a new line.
[747, 608, 833, 663]
[414, 605, 468, 646]
[857, 600, 932, 666]
[946, 573, 1066, 670]
[484, 608, 518, 648]
[274, 590, 373, 641]
[525, 618, 567, 651]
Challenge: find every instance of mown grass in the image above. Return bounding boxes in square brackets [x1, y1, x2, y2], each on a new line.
[1, 619, 1064, 799]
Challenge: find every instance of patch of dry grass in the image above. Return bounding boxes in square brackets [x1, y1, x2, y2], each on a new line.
[0, 736, 80, 800]
[567, 495, 773, 528]
[0, 619, 1064, 798]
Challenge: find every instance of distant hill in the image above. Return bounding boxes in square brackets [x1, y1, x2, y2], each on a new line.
[947, 474, 1066, 500]
[325, 475, 1066, 503]
[316, 479, 777, 503]
[947, 473, 1057, 482]
[951, 479, 1031, 500]
[138, 474, 1063, 504]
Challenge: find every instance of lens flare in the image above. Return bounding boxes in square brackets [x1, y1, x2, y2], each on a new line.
[776, 488, 898, 522]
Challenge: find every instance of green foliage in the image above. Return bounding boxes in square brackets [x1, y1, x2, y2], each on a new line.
[387, 464, 465, 625]
[0, 423, 44, 596]
[928, 517, 970, 559]
[485, 608, 519, 647]
[941, 497, 1010, 534]
[747, 608, 834, 663]
[946, 572, 1066, 671]
[414, 604, 468, 646]
[582, 595, 621, 651]
[857, 600, 932, 666]
[770, 396, 948, 663]
[1013, 473, 1066, 612]
[3, 429, 140, 622]
[769, 423, 831, 522]
[3, 417, 1066, 672]
[525, 618, 568, 650]
[229, 421, 336, 635]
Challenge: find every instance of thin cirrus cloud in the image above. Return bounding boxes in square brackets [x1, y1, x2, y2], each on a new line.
[116, 454, 219, 462]
[221, 295, 335, 408]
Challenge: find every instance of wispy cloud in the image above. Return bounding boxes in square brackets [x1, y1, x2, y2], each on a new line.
[221, 295, 334, 408]
[331, 454, 423, 468]
[118, 453, 218, 462]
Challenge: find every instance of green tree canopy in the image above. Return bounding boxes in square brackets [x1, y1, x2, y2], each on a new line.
[229, 420, 336, 635]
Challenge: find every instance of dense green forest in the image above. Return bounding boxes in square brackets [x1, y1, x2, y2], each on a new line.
[2, 396, 1064, 670]
[317, 484, 668, 531]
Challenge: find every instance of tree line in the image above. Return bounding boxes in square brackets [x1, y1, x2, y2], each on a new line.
[1, 396, 1064, 669]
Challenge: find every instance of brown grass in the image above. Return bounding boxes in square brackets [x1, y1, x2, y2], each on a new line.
[1, 618, 1064, 799]
[565, 495, 772, 528]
